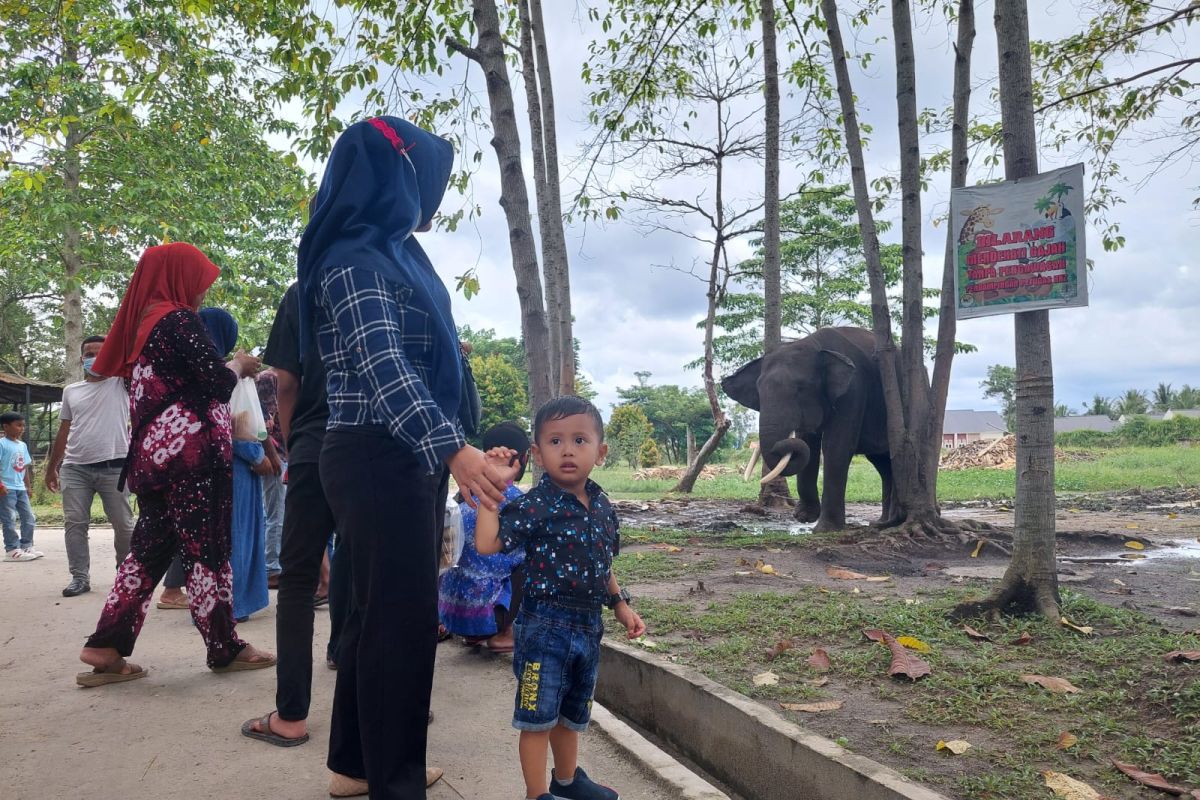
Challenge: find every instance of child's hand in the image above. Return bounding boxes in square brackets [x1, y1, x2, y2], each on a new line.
[614, 602, 646, 640]
[483, 446, 522, 483]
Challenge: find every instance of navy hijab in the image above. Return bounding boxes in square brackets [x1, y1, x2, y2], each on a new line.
[297, 116, 460, 418]
[199, 307, 239, 358]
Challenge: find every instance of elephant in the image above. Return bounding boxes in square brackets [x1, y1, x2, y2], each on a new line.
[721, 327, 896, 533]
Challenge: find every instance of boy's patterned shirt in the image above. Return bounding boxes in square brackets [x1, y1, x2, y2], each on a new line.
[498, 473, 620, 609]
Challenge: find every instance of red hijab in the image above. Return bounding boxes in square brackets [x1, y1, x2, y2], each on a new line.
[94, 243, 221, 378]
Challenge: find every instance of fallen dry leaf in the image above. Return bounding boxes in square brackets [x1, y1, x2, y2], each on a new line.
[651, 543, 684, 553]
[864, 629, 931, 681]
[763, 639, 794, 661]
[1010, 632, 1034, 646]
[866, 575, 891, 582]
[1042, 770, 1105, 800]
[1056, 731, 1079, 750]
[807, 648, 832, 672]
[1167, 607, 1199, 617]
[1021, 674, 1081, 694]
[757, 563, 777, 575]
[781, 700, 843, 713]
[970, 539, 986, 558]
[635, 637, 658, 649]
[1120, 552, 1147, 560]
[936, 739, 972, 755]
[962, 624, 993, 642]
[1125, 540, 1145, 550]
[1061, 617, 1096, 636]
[1163, 650, 1200, 663]
[826, 566, 868, 580]
[1113, 578, 1127, 586]
[1110, 759, 1191, 794]
[806, 676, 830, 687]
[752, 671, 779, 686]
[896, 636, 932, 653]
[1126, 523, 1140, 529]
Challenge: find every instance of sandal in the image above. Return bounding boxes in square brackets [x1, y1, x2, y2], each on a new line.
[156, 595, 189, 610]
[437, 624, 452, 643]
[484, 638, 514, 655]
[241, 710, 310, 747]
[76, 660, 146, 688]
[211, 647, 277, 674]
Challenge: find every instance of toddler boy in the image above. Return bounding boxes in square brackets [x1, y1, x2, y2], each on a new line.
[1, 412, 42, 561]
[476, 396, 645, 800]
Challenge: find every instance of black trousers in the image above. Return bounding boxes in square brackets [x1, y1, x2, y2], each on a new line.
[275, 462, 339, 721]
[322, 428, 448, 798]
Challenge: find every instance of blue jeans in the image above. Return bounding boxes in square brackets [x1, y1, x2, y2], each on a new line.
[263, 464, 286, 574]
[1, 489, 36, 551]
[511, 598, 604, 732]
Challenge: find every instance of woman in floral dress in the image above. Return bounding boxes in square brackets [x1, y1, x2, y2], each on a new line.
[78, 242, 275, 687]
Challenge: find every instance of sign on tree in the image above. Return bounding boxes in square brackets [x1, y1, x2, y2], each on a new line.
[952, 163, 1087, 319]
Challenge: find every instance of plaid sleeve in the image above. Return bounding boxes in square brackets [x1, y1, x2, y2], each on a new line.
[320, 266, 465, 474]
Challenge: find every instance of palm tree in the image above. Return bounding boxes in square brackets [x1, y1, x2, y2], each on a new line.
[1083, 394, 1115, 419]
[1035, 196, 1053, 218]
[1152, 382, 1177, 412]
[1175, 385, 1199, 409]
[1047, 182, 1073, 202]
[1115, 388, 1150, 417]
[1054, 403, 1072, 417]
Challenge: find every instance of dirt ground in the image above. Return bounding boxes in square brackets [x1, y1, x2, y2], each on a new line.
[614, 487, 1200, 631]
[0, 531, 679, 800]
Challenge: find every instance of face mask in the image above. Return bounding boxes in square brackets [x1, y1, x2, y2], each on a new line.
[82, 356, 98, 376]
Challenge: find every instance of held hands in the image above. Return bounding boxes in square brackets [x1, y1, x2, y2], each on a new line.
[227, 350, 261, 379]
[445, 445, 509, 511]
[482, 446, 522, 484]
[614, 602, 646, 640]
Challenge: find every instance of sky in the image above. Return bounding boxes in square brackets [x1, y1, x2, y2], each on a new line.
[301, 2, 1199, 420]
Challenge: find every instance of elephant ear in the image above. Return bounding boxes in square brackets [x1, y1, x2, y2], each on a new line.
[721, 358, 762, 410]
[821, 349, 856, 404]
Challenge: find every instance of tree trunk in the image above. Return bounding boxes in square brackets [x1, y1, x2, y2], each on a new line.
[957, 0, 1060, 620]
[455, 0, 553, 416]
[528, 0, 575, 396]
[686, 423, 696, 466]
[61, 37, 84, 384]
[756, 0, 792, 508]
[927, 0, 976, 504]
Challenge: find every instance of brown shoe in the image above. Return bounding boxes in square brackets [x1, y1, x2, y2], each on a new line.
[426, 767, 444, 787]
[328, 772, 368, 797]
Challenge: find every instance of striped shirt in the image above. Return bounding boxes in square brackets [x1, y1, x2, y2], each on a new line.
[315, 266, 465, 473]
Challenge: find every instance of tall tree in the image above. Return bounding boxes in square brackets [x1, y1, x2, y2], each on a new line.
[981, 364, 1017, 432]
[1152, 382, 1177, 412]
[957, 0, 1061, 620]
[1083, 394, 1116, 418]
[819, 0, 977, 536]
[1115, 388, 1150, 416]
[0, 0, 308, 381]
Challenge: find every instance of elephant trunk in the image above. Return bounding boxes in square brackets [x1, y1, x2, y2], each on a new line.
[759, 432, 810, 484]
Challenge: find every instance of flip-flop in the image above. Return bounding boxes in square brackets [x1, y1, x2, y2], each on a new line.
[312, 594, 329, 608]
[241, 711, 310, 748]
[461, 636, 487, 647]
[156, 597, 188, 610]
[211, 651, 277, 673]
[76, 661, 146, 688]
[484, 640, 514, 655]
[436, 625, 452, 642]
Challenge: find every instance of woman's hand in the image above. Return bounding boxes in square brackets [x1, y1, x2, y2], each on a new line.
[227, 350, 261, 378]
[483, 446, 522, 484]
[445, 445, 509, 511]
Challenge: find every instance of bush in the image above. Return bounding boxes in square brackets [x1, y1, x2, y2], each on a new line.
[1056, 416, 1200, 448]
[1056, 429, 1116, 448]
[638, 438, 661, 468]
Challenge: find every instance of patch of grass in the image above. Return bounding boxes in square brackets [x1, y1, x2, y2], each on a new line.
[613, 587, 1200, 798]
[599, 446, 1200, 503]
[621, 525, 829, 550]
[612, 551, 717, 582]
[30, 496, 109, 527]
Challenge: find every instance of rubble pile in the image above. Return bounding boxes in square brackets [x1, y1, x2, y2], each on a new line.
[940, 434, 1094, 470]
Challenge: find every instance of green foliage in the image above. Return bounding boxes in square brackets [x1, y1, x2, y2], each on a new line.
[1082, 394, 1117, 419]
[606, 404, 653, 469]
[1115, 388, 1150, 417]
[980, 364, 1016, 432]
[0, 0, 310, 376]
[638, 437, 661, 468]
[471, 352, 528, 442]
[1054, 429, 1114, 448]
[616, 377, 714, 464]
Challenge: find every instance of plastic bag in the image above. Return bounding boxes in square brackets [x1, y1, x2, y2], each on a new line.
[440, 499, 464, 574]
[230, 377, 268, 442]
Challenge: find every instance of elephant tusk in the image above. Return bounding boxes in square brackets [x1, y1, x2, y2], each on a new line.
[742, 443, 761, 481]
[759, 431, 799, 485]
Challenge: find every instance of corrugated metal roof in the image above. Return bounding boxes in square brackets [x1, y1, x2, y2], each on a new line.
[1054, 414, 1119, 433]
[0, 371, 63, 404]
[942, 409, 1007, 435]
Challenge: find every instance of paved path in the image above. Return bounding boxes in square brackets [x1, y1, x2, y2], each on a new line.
[0, 528, 678, 800]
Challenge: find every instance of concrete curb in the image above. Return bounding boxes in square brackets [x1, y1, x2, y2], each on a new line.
[591, 702, 731, 800]
[595, 640, 953, 800]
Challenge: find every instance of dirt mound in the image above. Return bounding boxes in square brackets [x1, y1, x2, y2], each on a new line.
[939, 434, 1094, 470]
[632, 464, 734, 481]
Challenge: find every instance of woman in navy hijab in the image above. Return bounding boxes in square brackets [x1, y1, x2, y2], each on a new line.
[280, 117, 509, 798]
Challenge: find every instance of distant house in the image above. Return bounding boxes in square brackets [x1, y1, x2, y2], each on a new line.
[942, 409, 1007, 448]
[1054, 414, 1118, 434]
[1163, 409, 1200, 421]
[1118, 412, 1166, 424]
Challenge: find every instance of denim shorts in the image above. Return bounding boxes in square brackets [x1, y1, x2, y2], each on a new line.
[511, 598, 604, 732]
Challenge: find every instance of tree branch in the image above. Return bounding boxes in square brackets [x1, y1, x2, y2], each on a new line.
[1036, 57, 1200, 113]
[446, 37, 482, 63]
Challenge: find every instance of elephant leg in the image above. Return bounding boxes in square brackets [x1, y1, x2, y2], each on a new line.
[794, 433, 822, 523]
[866, 453, 903, 527]
[814, 439, 852, 533]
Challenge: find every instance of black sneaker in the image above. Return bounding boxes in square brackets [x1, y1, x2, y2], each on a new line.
[549, 766, 618, 800]
[62, 578, 91, 597]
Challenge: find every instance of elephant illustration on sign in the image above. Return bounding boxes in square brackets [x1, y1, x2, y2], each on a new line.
[721, 327, 896, 533]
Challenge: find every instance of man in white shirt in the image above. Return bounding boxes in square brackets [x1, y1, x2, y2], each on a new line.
[45, 335, 136, 597]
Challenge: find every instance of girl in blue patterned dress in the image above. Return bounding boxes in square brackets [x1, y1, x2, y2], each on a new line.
[438, 422, 529, 652]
